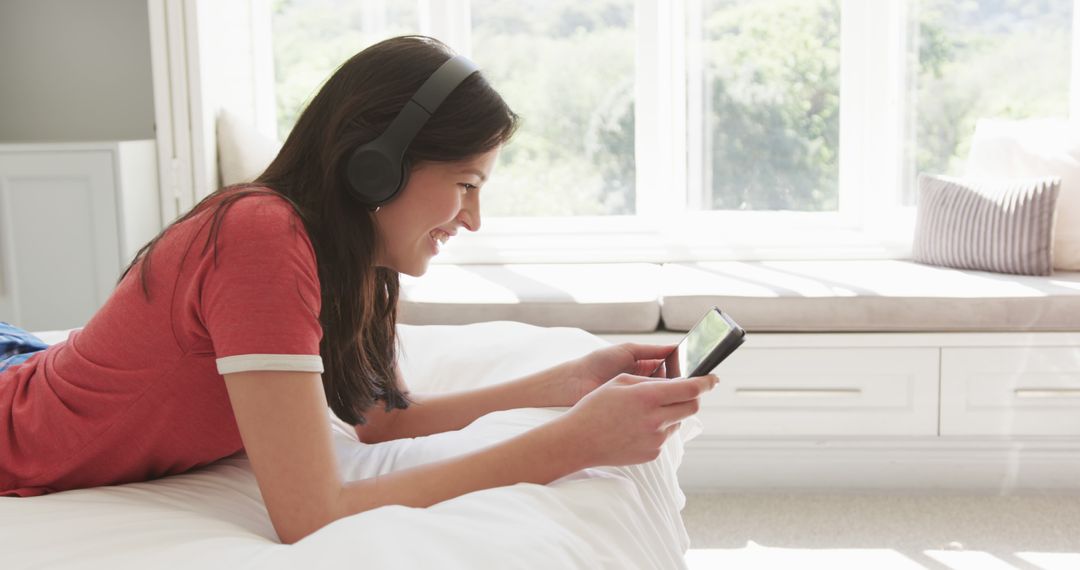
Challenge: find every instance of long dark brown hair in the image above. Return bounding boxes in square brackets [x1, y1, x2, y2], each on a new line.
[119, 36, 519, 426]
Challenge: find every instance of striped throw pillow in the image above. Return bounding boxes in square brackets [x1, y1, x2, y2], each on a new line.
[912, 174, 1062, 276]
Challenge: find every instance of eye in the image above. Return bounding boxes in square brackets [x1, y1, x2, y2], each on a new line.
[459, 183, 478, 192]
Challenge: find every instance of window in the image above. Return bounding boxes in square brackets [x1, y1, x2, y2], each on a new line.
[902, 0, 1074, 205]
[266, 0, 1078, 262]
[693, 0, 841, 212]
[472, 0, 636, 217]
[272, 0, 419, 139]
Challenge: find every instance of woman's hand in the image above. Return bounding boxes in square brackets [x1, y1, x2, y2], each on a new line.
[553, 343, 677, 407]
[552, 372, 718, 468]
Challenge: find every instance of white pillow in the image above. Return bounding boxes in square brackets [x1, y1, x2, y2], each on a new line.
[964, 118, 1080, 270]
[216, 109, 282, 187]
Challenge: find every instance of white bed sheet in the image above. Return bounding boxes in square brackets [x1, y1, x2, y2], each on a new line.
[0, 321, 702, 569]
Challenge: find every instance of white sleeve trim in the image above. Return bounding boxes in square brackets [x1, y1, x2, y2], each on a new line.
[216, 354, 324, 375]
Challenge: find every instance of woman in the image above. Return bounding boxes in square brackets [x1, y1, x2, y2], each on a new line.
[0, 36, 717, 544]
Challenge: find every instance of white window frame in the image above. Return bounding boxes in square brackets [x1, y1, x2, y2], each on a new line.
[149, 0, 278, 224]
[443, 0, 918, 263]
[157, 0, 1080, 263]
[1075, 0, 1080, 117]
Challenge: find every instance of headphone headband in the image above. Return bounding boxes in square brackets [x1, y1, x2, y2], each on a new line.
[346, 54, 480, 209]
[377, 55, 480, 152]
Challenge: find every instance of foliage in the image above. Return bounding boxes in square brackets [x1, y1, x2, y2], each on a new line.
[908, 0, 1071, 204]
[703, 0, 840, 211]
[271, 0, 1073, 215]
[471, 0, 636, 216]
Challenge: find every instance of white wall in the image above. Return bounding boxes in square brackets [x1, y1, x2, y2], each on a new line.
[0, 0, 155, 142]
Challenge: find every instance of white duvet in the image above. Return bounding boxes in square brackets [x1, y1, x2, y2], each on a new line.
[0, 321, 702, 570]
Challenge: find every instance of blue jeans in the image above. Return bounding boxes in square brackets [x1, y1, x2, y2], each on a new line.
[0, 322, 49, 372]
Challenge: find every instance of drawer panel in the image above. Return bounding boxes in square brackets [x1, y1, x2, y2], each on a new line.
[699, 347, 939, 436]
[0, 150, 119, 330]
[941, 347, 1080, 435]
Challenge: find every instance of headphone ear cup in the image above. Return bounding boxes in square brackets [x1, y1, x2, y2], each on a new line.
[347, 145, 404, 207]
[397, 154, 412, 196]
[344, 55, 478, 210]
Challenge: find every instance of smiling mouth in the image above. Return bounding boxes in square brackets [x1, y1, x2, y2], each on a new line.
[429, 229, 450, 253]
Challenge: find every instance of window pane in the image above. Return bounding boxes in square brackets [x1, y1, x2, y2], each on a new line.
[697, 0, 841, 212]
[471, 0, 636, 216]
[903, 0, 1073, 205]
[272, 0, 418, 139]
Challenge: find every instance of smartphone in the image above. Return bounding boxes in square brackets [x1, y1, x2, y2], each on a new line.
[648, 307, 747, 379]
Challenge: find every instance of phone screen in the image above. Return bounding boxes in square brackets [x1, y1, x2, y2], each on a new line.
[649, 309, 734, 379]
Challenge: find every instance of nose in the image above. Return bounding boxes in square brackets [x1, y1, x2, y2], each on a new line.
[459, 196, 480, 232]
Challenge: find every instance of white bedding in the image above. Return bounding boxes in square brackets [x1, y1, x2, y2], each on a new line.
[0, 321, 702, 569]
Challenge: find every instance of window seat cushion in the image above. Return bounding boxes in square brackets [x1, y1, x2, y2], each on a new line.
[397, 263, 662, 333]
[660, 260, 1080, 332]
[397, 260, 1080, 333]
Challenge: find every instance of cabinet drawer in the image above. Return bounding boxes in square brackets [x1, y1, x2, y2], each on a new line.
[699, 347, 939, 436]
[941, 347, 1080, 436]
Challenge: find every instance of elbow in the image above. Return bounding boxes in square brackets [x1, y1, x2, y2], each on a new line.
[354, 400, 410, 444]
[278, 534, 301, 546]
[276, 516, 334, 545]
[275, 519, 325, 545]
[274, 501, 344, 546]
[355, 420, 396, 444]
[354, 425, 382, 444]
[276, 528, 308, 546]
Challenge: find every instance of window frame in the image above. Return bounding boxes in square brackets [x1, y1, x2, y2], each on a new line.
[437, 0, 910, 263]
[248, 0, 1079, 264]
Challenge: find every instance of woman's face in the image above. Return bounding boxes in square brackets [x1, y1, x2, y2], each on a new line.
[372, 147, 499, 276]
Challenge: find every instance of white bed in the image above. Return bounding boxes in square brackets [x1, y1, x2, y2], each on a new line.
[0, 321, 702, 569]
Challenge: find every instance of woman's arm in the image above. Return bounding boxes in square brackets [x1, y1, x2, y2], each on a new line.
[357, 360, 575, 444]
[336, 410, 586, 521]
[224, 369, 586, 545]
[223, 370, 345, 544]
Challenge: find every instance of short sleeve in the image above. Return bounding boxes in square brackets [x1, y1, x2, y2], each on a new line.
[197, 196, 324, 375]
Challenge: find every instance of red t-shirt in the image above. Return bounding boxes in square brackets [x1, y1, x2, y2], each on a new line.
[0, 188, 324, 497]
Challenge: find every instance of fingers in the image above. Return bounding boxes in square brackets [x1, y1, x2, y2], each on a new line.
[615, 373, 656, 386]
[660, 399, 699, 426]
[634, 358, 667, 378]
[650, 374, 718, 405]
[621, 342, 678, 360]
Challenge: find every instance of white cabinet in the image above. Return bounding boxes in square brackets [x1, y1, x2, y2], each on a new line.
[941, 346, 1080, 436]
[603, 331, 1080, 490]
[0, 141, 160, 331]
[700, 347, 939, 436]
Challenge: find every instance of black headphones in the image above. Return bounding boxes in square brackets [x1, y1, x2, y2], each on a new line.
[345, 55, 480, 211]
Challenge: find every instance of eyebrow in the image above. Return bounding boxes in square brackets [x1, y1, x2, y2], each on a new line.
[458, 168, 488, 183]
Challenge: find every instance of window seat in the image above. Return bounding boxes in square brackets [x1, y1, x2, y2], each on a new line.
[399, 260, 1080, 491]
[661, 260, 1080, 332]
[398, 260, 1080, 333]
[397, 263, 662, 333]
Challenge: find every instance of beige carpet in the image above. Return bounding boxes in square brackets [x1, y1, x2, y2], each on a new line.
[681, 491, 1080, 569]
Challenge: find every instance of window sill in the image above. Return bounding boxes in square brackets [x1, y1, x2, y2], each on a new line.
[432, 231, 914, 264]
[433, 210, 917, 264]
